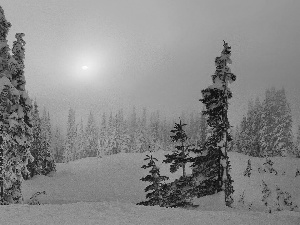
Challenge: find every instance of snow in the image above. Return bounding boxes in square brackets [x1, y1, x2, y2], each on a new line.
[0, 151, 299, 224]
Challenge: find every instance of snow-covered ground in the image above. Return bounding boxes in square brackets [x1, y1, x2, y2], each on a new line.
[0, 151, 299, 224]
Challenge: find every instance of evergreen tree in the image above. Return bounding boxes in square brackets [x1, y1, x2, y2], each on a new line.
[117, 109, 130, 153]
[40, 109, 55, 175]
[26, 101, 43, 179]
[99, 112, 108, 155]
[106, 112, 116, 155]
[149, 111, 162, 152]
[0, 9, 33, 203]
[163, 120, 197, 208]
[137, 108, 149, 153]
[260, 88, 293, 157]
[163, 120, 192, 177]
[136, 117, 149, 153]
[64, 108, 76, 162]
[85, 111, 98, 157]
[161, 175, 197, 208]
[137, 153, 169, 207]
[52, 127, 64, 163]
[128, 106, 138, 153]
[294, 124, 300, 158]
[197, 107, 208, 148]
[192, 41, 235, 207]
[75, 118, 85, 159]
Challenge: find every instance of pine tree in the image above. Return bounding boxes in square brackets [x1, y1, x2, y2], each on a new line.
[75, 118, 85, 159]
[26, 101, 43, 178]
[116, 109, 130, 153]
[149, 111, 162, 152]
[295, 124, 300, 158]
[99, 113, 108, 156]
[64, 108, 76, 162]
[260, 88, 293, 157]
[137, 153, 169, 207]
[192, 41, 235, 207]
[106, 112, 116, 155]
[85, 111, 98, 157]
[0, 8, 34, 203]
[136, 108, 149, 153]
[128, 106, 138, 153]
[40, 109, 55, 175]
[163, 120, 192, 177]
[163, 120, 197, 208]
[52, 127, 64, 163]
[197, 107, 208, 148]
[275, 88, 293, 157]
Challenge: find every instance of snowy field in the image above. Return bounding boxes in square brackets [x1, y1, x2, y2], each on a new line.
[0, 151, 299, 224]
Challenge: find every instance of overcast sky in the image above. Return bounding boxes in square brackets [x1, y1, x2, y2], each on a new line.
[2, 0, 300, 131]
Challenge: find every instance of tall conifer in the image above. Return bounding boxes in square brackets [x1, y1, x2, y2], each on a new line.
[192, 41, 235, 207]
[0, 7, 33, 203]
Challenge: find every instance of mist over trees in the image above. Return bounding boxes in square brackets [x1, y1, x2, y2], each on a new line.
[232, 87, 296, 158]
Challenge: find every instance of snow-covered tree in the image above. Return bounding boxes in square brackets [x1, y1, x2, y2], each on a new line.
[136, 108, 150, 153]
[294, 124, 300, 158]
[85, 112, 98, 157]
[40, 109, 55, 175]
[85, 111, 98, 157]
[64, 108, 76, 162]
[127, 106, 137, 153]
[75, 118, 85, 160]
[106, 112, 116, 155]
[26, 101, 42, 179]
[99, 112, 108, 155]
[149, 111, 162, 152]
[161, 175, 196, 208]
[260, 88, 293, 157]
[137, 153, 169, 207]
[197, 107, 208, 149]
[192, 41, 235, 207]
[238, 99, 263, 157]
[163, 120, 192, 177]
[0, 8, 33, 204]
[52, 126, 64, 163]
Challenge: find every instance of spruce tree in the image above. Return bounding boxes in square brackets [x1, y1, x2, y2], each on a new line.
[192, 41, 235, 207]
[64, 108, 76, 162]
[40, 109, 55, 175]
[85, 111, 98, 157]
[75, 118, 85, 159]
[0, 8, 34, 204]
[163, 120, 192, 177]
[52, 127, 64, 163]
[99, 113, 108, 155]
[26, 101, 43, 178]
[260, 88, 293, 157]
[163, 120, 197, 208]
[295, 124, 300, 158]
[137, 153, 169, 207]
[128, 106, 138, 153]
[197, 107, 208, 149]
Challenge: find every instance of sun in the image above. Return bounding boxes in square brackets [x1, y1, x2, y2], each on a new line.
[81, 65, 89, 70]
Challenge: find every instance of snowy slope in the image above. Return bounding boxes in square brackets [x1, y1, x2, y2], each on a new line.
[1, 151, 298, 224]
[0, 201, 299, 225]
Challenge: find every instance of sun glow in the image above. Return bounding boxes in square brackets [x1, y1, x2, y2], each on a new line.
[81, 65, 89, 70]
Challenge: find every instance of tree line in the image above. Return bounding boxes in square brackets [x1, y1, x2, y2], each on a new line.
[51, 107, 208, 163]
[231, 87, 300, 158]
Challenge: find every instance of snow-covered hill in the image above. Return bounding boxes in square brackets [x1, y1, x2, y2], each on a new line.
[1, 151, 299, 224]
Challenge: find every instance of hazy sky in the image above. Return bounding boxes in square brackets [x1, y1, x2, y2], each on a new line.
[2, 0, 300, 131]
